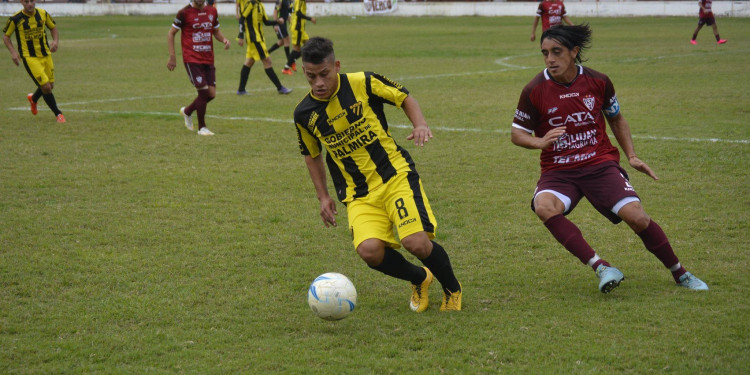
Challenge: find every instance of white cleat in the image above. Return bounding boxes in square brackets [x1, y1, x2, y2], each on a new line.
[180, 107, 194, 131]
[197, 127, 214, 136]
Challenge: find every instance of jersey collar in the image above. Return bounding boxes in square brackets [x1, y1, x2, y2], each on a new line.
[544, 65, 583, 87]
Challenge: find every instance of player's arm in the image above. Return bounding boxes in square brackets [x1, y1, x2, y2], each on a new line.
[607, 113, 658, 180]
[2, 34, 19, 66]
[402, 96, 433, 147]
[166, 26, 178, 71]
[304, 155, 338, 228]
[511, 126, 563, 150]
[562, 15, 573, 26]
[530, 16, 540, 41]
[297, 9, 316, 23]
[213, 28, 230, 49]
[49, 26, 59, 53]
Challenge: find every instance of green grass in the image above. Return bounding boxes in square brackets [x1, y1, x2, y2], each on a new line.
[1, 15, 749, 374]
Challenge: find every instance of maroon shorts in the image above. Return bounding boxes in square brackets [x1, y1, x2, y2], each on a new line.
[531, 161, 640, 224]
[184, 63, 216, 88]
[698, 15, 716, 26]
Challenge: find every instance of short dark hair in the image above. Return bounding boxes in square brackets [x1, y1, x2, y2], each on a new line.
[541, 24, 592, 64]
[301, 37, 335, 64]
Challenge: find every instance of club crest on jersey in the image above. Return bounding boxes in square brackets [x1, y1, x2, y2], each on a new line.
[583, 95, 595, 111]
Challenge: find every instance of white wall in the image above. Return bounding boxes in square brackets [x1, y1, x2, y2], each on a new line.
[0, 1, 748, 17]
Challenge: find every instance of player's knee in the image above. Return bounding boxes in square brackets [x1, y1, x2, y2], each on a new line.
[356, 240, 385, 266]
[401, 233, 432, 259]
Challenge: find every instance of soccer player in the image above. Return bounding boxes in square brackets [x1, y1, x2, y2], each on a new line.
[530, 0, 572, 42]
[236, 0, 292, 95]
[294, 37, 462, 312]
[3, 0, 65, 123]
[268, 0, 292, 64]
[690, 0, 727, 45]
[167, 0, 230, 136]
[511, 25, 709, 293]
[283, 0, 316, 75]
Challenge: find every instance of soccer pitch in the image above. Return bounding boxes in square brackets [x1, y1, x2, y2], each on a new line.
[1, 14, 749, 373]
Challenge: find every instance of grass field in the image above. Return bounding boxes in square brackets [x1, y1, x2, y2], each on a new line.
[1, 14, 749, 374]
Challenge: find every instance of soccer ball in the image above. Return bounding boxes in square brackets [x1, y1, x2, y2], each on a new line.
[307, 272, 357, 320]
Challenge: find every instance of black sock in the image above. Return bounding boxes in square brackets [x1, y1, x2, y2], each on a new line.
[268, 43, 280, 53]
[284, 46, 290, 61]
[420, 241, 460, 294]
[265, 67, 282, 90]
[238, 65, 251, 91]
[41, 92, 61, 116]
[287, 50, 300, 67]
[370, 247, 426, 285]
[32, 87, 43, 103]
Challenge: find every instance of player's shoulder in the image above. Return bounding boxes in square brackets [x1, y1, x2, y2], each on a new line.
[7, 9, 25, 22]
[580, 66, 611, 82]
[294, 93, 321, 117]
[522, 70, 547, 93]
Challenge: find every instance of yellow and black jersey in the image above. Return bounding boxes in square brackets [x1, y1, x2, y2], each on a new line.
[3, 8, 55, 58]
[289, 0, 310, 32]
[240, 0, 275, 43]
[294, 72, 417, 203]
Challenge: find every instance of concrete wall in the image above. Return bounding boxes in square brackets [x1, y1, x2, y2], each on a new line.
[1, 1, 748, 17]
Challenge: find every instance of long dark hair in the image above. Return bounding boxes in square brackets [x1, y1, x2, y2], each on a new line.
[540, 24, 592, 64]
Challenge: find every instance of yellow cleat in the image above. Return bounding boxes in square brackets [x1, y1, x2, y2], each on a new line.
[410, 267, 433, 312]
[440, 282, 462, 311]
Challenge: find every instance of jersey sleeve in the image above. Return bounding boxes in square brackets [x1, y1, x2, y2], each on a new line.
[367, 73, 410, 108]
[512, 86, 539, 134]
[536, 3, 544, 16]
[3, 17, 15, 37]
[602, 76, 620, 118]
[295, 112, 322, 158]
[43, 10, 55, 29]
[172, 9, 185, 29]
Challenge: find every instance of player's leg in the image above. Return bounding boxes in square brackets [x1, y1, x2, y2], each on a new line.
[238, 54, 255, 94]
[617, 202, 708, 289]
[23, 56, 63, 120]
[258, 44, 291, 94]
[387, 172, 461, 310]
[349, 195, 429, 312]
[709, 19, 726, 44]
[691, 19, 705, 44]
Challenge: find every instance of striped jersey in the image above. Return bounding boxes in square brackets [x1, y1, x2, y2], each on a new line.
[3, 7, 55, 58]
[290, 0, 310, 32]
[240, 0, 274, 43]
[295, 72, 416, 203]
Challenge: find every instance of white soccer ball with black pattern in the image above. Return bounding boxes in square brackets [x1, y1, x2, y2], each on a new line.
[307, 272, 357, 320]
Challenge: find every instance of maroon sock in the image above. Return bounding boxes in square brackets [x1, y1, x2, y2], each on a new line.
[544, 214, 601, 269]
[190, 89, 212, 129]
[637, 220, 685, 281]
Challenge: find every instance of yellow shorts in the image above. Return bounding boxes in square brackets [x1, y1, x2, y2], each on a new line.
[347, 172, 437, 250]
[290, 27, 308, 47]
[245, 40, 269, 60]
[22, 55, 55, 86]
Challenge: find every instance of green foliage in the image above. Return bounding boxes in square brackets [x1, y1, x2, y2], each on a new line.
[1, 15, 748, 374]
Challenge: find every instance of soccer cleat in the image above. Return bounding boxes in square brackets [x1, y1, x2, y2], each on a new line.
[440, 282, 462, 311]
[56, 113, 66, 123]
[595, 264, 624, 293]
[409, 267, 433, 312]
[236, 90, 248, 95]
[690, 40, 697, 45]
[677, 272, 709, 290]
[281, 68, 293, 75]
[27, 93, 38, 115]
[180, 107, 193, 131]
[717, 39, 727, 45]
[278, 86, 292, 95]
[290, 62, 297, 72]
[197, 127, 214, 136]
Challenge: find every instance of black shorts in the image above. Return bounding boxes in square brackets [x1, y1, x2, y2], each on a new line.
[275, 22, 289, 39]
[698, 15, 716, 26]
[531, 161, 640, 224]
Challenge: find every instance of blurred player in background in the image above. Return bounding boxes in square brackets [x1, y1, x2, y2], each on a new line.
[167, 0, 230, 136]
[3, 0, 65, 123]
[690, 0, 727, 45]
[295, 37, 463, 312]
[511, 24, 709, 293]
[530, 0, 572, 42]
[236, 0, 292, 95]
[268, 0, 292, 66]
[283, 0, 316, 75]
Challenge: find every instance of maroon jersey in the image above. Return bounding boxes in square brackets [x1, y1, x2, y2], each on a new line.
[512, 66, 623, 173]
[699, 0, 713, 17]
[536, 0, 567, 31]
[172, 4, 220, 64]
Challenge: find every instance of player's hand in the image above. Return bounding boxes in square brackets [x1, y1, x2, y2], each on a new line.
[628, 156, 659, 180]
[49, 40, 58, 52]
[277, 17, 284, 24]
[166, 55, 176, 71]
[538, 127, 566, 149]
[530, 33, 536, 42]
[311, 17, 317, 24]
[406, 125, 433, 147]
[10, 51, 20, 66]
[223, 39, 230, 50]
[238, 38, 244, 47]
[319, 196, 338, 228]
